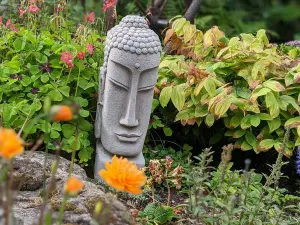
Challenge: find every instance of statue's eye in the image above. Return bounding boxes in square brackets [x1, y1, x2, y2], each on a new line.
[107, 60, 130, 91]
[138, 67, 158, 91]
[108, 77, 129, 91]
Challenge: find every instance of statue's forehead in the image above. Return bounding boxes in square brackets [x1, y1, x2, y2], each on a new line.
[108, 48, 160, 71]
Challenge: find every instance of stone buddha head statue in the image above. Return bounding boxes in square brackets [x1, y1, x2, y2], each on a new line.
[94, 15, 161, 174]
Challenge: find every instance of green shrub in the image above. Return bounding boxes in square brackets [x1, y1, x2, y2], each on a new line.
[0, 10, 104, 164]
[157, 17, 300, 156]
[186, 147, 300, 225]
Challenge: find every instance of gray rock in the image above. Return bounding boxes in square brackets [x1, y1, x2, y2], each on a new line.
[0, 151, 135, 225]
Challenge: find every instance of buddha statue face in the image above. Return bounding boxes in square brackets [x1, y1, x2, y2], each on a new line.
[95, 15, 162, 157]
[101, 49, 160, 156]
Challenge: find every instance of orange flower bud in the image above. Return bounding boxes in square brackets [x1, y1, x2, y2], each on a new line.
[64, 176, 84, 195]
[0, 128, 24, 160]
[50, 105, 73, 122]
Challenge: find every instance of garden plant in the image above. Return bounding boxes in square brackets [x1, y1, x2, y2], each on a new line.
[0, 0, 299, 225]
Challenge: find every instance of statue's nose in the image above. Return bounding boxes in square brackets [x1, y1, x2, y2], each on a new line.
[120, 100, 139, 127]
[120, 113, 139, 127]
[120, 73, 139, 127]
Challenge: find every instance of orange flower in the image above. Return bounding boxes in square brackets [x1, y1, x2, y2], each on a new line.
[64, 176, 84, 195]
[0, 128, 24, 160]
[50, 105, 73, 121]
[99, 155, 147, 194]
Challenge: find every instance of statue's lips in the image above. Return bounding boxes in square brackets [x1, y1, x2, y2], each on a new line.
[114, 132, 142, 143]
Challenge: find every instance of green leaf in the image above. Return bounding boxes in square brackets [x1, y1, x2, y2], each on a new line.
[258, 139, 275, 151]
[194, 80, 204, 96]
[267, 117, 281, 133]
[68, 136, 81, 150]
[62, 124, 76, 138]
[163, 127, 173, 137]
[229, 114, 243, 128]
[74, 97, 89, 107]
[183, 24, 196, 43]
[183, 144, 193, 151]
[204, 77, 216, 97]
[263, 80, 285, 92]
[50, 130, 60, 139]
[251, 87, 271, 102]
[241, 115, 252, 130]
[171, 86, 185, 111]
[295, 137, 300, 146]
[241, 141, 253, 151]
[159, 86, 173, 108]
[78, 147, 94, 163]
[175, 109, 191, 121]
[258, 113, 272, 121]
[245, 131, 257, 147]
[79, 118, 93, 131]
[195, 105, 208, 117]
[233, 130, 246, 138]
[78, 79, 94, 90]
[13, 38, 25, 51]
[51, 122, 61, 131]
[41, 74, 49, 83]
[265, 92, 280, 118]
[250, 115, 261, 127]
[205, 114, 214, 127]
[28, 64, 40, 75]
[58, 86, 70, 97]
[151, 99, 160, 113]
[214, 97, 231, 118]
[48, 89, 63, 101]
[284, 117, 300, 128]
[79, 109, 89, 117]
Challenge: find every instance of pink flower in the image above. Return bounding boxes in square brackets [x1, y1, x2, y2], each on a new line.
[103, 0, 116, 12]
[86, 44, 94, 55]
[61, 51, 74, 69]
[0, 17, 2, 26]
[84, 12, 95, 24]
[28, 5, 40, 14]
[6, 19, 11, 28]
[19, 8, 26, 18]
[9, 24, 19, 32]
[77, 52, 86, 60]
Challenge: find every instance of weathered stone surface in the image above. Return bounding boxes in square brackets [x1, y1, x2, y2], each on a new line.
[0, 151, 135, 225]
[12, 151, 86, 191]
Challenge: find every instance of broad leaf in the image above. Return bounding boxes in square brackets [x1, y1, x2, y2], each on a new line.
[159, 86, 173, 108]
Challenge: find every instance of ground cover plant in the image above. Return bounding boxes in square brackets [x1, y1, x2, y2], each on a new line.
[0, 0, 104, 165]
[0, 1, 300, 225]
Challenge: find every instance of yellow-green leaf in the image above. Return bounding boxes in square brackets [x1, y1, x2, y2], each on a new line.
[204, 77, 216, 97]
[171, 86, 185, 111]
[214, 97, 231, 118]
[159, 86, 173, 108]
[284, 117, 300, 128]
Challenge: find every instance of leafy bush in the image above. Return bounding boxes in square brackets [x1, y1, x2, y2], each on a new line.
[186, 147, 300, 225]
[157, 17, 300, 156]
[0, 6, 104, 164]
[137, 203, 176, 225]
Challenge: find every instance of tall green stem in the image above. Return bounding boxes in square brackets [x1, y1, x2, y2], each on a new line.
[58, 194, 68, 225]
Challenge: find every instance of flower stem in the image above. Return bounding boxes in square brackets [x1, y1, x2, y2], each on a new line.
[58, 194, 68, 225]
[74, 69, 81, 97]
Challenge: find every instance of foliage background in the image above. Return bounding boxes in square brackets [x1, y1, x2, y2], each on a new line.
[117, 0, 300, 42]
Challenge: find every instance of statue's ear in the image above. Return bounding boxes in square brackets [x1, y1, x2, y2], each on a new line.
[95, 103, 102, 139]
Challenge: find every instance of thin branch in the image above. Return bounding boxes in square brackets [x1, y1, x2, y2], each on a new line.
[184, 0, 201, 22]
